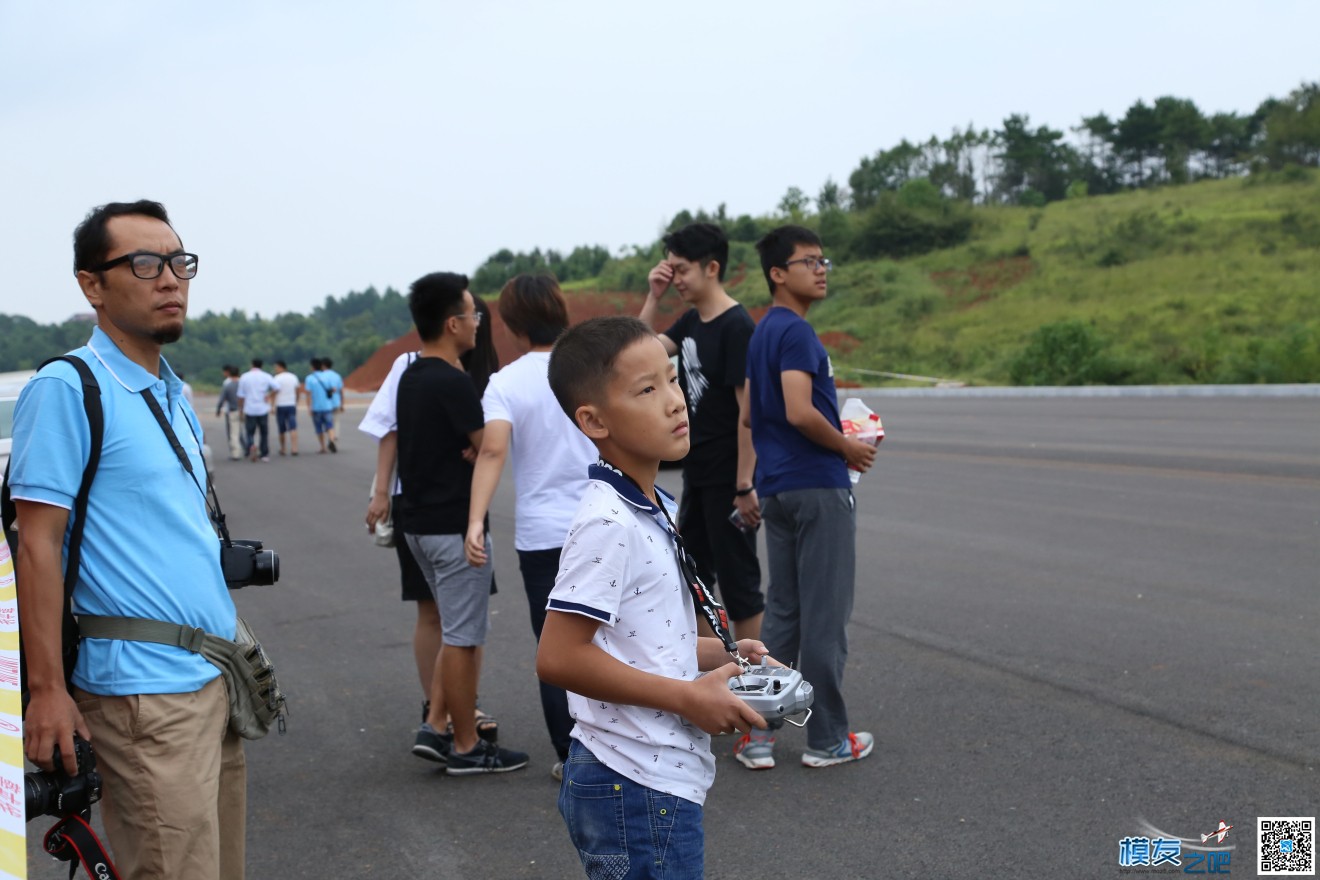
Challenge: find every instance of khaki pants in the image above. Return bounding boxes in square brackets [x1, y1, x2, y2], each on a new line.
[223, 411, 244, 460]
[74, 676, 247, 880]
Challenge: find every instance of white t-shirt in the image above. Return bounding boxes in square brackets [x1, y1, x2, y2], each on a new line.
[236, 369, 278, 416]
[547, 463, 714, 805]
[358, 352, 417, 495]
[273, 371, 300, 407]
[481, 351, 598, 551]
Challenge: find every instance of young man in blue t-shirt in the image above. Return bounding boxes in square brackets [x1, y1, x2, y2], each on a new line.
[736, 225, 878, 771]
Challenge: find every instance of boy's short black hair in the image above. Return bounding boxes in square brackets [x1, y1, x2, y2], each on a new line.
[662, 222, 729, 282]
[309, 357, 322, 370]
[409, 272, 470, 343]
[275, 359, 287, 369]
[321, 357, 334, 369]
[548, 316, 654, 422]
[755, 224, 823, 295]
[251, 358, 263, 369]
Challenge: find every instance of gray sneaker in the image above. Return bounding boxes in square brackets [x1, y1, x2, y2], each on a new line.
[733, 732, 776, 770]
[446, 739, 529, 776]
[551, 761, 564, 782]
[801, 732, 874, 768]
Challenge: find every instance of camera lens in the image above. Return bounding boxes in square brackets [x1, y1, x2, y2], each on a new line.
[24, 772, 56, 819]
[253, 550, 279, 586]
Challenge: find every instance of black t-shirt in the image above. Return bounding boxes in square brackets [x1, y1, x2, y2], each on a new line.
[663, 303, 755, 487]
[395, 357, 484, 535]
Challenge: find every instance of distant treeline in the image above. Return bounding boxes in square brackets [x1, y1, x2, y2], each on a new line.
[0, 286, 411, 383]
[469, 82, 1320, 293]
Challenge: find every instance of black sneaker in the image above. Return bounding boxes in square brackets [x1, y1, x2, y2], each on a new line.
[412, 724, 453, 764]
[446, 739, 529, 776]
[328, 439, 337, 453]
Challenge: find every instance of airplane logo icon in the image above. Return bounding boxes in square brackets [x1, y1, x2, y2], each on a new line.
[1200, 821, 1233, 844]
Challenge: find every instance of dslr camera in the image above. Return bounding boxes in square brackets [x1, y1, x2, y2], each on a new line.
[221, 538, 280, 589]
[25, 737, 102, 821]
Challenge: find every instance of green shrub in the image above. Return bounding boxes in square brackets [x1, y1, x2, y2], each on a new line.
[1009, 319, 1122, 385]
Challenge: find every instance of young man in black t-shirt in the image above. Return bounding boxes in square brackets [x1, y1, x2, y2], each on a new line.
[396, 271, 529, 775]
[640, 222, 764, 639]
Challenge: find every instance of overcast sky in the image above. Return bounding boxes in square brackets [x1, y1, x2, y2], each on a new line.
[1, 0, 1315, 326]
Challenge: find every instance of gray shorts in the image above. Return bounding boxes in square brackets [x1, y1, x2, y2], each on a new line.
[404, 533, 494, 646]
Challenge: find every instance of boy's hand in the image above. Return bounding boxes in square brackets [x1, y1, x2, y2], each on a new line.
[647, 261, 675, 299]
[686, 663, 768, 735]
[732, 490, 761, 529]
[842, 437, 878, 473]
[464, 523, 488, 567]
[735, 639, 778, 666]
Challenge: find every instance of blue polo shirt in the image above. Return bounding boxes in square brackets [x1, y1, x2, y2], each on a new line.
[305, 370, 341, 413]
[746, 306, 850, 497]
[9, 327, 235, 696]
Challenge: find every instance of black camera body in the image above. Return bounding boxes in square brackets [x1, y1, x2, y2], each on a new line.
[221, 539, 280, 589]
[26, 737, 101, 821]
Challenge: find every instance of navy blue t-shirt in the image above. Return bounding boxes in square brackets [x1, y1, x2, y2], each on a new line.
[745, 306, 849, 496]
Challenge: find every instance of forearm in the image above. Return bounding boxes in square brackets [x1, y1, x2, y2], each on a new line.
[697, 636, 739, 671]
[639, 293, 661, 329]
[735, 419, 756, 488]
[373, 432, 397, 499]
[15, 529, 70, 695]
[538, 634, 688, 715]
[467, 448, 505, 528]
[788, 408, 847, 456]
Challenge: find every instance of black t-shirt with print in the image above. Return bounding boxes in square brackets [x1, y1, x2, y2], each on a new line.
[663, 303, 755, 487]
[395, 357, 484, 535]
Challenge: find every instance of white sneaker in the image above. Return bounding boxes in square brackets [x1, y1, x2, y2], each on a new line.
[551, 761, 564, 782]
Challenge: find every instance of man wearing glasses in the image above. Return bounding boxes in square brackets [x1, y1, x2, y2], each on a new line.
[9, 201, 246, 877]
[734, 225, 878, 773]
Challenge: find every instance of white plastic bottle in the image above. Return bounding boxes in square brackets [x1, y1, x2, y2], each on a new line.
[840, 398, 882, 484]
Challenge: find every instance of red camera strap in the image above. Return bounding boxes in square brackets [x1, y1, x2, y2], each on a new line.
[43, 813, 123, 880]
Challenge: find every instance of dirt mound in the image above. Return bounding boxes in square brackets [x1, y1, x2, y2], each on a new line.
[931, 255, 1034, 309]
[345, 290, 686, 392]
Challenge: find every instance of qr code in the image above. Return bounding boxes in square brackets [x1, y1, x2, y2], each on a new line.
[1259, 817, 1315, 875]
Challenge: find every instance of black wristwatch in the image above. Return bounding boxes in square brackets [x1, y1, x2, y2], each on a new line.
[734, 486, 755, 497]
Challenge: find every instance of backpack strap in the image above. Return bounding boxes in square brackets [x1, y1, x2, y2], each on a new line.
[2, 355, 102, 599]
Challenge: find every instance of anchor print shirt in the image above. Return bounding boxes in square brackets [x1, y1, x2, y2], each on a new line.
[546, 460, 714, 804]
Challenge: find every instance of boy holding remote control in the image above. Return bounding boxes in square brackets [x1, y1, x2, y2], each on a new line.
[539, 316, 771, 878]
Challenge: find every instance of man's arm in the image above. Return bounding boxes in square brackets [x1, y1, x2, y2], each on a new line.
[640, 261, 679, 356]
[365, 431, 397, 532]
[14, 500, 90, 774]
[465, 419, 510, 567]
[781, 370, 877, 473]
[537, 611, 765, 734]
[732, 381, 760, 526]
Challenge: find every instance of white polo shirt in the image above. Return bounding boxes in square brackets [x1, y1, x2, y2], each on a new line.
[236, 368, 277, 416]
[547, 461, 714, 805]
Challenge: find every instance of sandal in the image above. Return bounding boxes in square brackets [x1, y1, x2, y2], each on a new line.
[444, 705, 500, 744]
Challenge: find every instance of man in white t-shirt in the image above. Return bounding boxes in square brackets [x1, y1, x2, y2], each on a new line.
[271, 360, 301, 456]
[236, 358, 278, 462]
[464, 275, 597, 781]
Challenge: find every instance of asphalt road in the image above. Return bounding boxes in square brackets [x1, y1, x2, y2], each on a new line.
[26, 395, 1319, 878]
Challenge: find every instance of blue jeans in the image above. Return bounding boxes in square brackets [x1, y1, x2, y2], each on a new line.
[559, 741, 705, 879]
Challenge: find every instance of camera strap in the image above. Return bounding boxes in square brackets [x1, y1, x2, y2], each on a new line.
[43, 812, 123, 880]
[139, 388, 234, 544]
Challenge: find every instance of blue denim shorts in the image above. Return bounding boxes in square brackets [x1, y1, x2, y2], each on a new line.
[311, 410, 335, 434]
[276, 406, 297, 433]
[558, 740, 705, 879]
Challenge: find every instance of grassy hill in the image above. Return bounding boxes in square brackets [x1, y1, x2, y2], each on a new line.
[694, 170, 1320, 385]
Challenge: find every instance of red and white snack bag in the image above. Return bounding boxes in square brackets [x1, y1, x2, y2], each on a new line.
[840, 397, 884, 484]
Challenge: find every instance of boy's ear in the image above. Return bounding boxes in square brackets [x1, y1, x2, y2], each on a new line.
[705, 259, 721, 282]
[575, 403, 609, 441]
[769, 265, 787, 289]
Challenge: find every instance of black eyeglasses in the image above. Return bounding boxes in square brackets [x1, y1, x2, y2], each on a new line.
[784, 256, 833, 273]
[89, 251, 199, 280]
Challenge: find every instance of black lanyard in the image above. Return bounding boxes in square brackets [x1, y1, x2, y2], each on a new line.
[607, 463, 740, 657]
[139, 387, 233, 544]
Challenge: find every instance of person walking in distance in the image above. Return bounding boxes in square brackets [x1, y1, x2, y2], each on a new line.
[236, 358, 277, 462]
[271, 359, 301, 456]
[215, 364, 244, 460]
